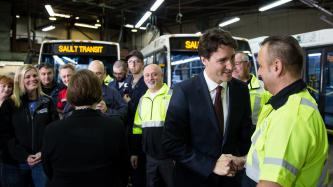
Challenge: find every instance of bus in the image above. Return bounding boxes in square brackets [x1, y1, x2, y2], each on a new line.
[38, 40, 120, 83]
[141, 34, 257, 87]
[249, 29, 333, 133]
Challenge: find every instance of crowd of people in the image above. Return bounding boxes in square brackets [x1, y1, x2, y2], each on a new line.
[0, 27, 329, 187]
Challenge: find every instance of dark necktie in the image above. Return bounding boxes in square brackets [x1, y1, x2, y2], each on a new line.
[214, 86, 224, 134]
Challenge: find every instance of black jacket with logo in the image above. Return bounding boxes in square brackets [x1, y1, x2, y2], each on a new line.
[0, 95, 58, 163]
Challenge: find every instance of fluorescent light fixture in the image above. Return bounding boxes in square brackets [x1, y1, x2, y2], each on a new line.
[135, 11, 152, 28]
[74, 23, 98, 29]
[308, 53, 321, 57]
[124, 24, 134, 28]
[139, 27, 146, 30]
[16, 15, 20, 18]
[195, 32, 202, 35]
[63, 57, 77, 64]
[171, 57, 200, 66]
[131, 29, 138, 32]
[45, 4, 55, 16]
[259, 0, 292, 12]
[219, 17, 240, 27]
[53, 55, 65, 65]
[54, 13, 71, 18]
[95, 23, 102, 27]
[320, 15, 333, 26]
[150, 0, 164, 11]
[75, 16, 79, 20]
[49, 17, 57, 21]
[300, 0, 333, 16]
[42, 25, 55, 32]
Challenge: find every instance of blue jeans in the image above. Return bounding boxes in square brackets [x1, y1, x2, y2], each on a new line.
[0, 163, 46, 187]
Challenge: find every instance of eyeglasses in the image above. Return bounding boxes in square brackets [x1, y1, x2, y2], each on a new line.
[234, 61, 248, 65]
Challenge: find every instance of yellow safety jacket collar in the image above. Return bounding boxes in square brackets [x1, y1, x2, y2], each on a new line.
[268, 79, 306, 110]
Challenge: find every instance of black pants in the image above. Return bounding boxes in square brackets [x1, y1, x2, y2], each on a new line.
[146, 155, 174, 187]
[241, 173, 257, 187]
[131, 153, 146, 187]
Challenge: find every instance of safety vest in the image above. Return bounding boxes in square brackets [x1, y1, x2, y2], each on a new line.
[104, 74, 113, 86]
[248, 74, 271, 125]
[133, 84, 172, 134]
[245, 89, 329, 187]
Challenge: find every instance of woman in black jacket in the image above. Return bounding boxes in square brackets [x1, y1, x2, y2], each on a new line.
[0, 64, 59, 187]
[42, 69, 129, 187]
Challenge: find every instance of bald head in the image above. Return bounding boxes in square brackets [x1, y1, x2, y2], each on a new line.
[143, 64, 164, 92]
[88, 60, 105, 84]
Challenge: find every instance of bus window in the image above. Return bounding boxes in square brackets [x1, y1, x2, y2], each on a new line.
[170, 51, 203, 86]
[38, 41, 120, 84]
[155, 50, 167, 83]
[306, 51, 321, 101]
[324, 51, 333, 128]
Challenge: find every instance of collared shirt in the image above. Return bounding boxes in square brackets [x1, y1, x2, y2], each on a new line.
[203, 70, 229, 131]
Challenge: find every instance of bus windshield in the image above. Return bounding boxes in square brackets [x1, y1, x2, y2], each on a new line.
[169, 39, 254, 87]
[170, 51, 203, 85]
[39, 41, 120, 84]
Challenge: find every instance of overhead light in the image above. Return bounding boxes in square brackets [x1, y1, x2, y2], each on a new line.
[308, 53, 321, 57]
[16, 15, 20, 18]
[300, 0, 333, 16]
[54, 13, 71, 18]
[219, 17, 240, 27]
[139, 27, 146, 30]
[75, 16, 79, 20]
[135, 11, 152, 28]
[97, 19, 100, 23]
[74, 23, 98, 29]
[49, 17, 57, 21]
[45, 4, 55, 16]
[320, 15, 333, 26]
[124, 24, 134, 28]
[171, 57, 200, 66]
[150, 0, 164, 11]
[42, 25, 55, 32]
[259, 0, 292, 12]
[95, 23, 102, 27]
[195, 32, 202, 35]
[131, 29, 138, 32]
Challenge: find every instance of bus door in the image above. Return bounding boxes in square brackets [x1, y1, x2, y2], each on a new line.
[305, 47, 333, 131]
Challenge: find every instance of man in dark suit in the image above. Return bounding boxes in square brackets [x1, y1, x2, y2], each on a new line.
[162, 28, 253, 187]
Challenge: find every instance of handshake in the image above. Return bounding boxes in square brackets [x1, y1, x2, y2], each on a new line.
[213, 154, 246, 177]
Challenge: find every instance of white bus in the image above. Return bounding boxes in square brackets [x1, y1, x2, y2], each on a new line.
[38, 40, 120, 83]
[249, 29, 333, 132]
[141, 34, 257, 87]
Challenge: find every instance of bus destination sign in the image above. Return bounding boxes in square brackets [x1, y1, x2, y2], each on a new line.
[170, 37, 199, 51]
[57, 45, 103, 54]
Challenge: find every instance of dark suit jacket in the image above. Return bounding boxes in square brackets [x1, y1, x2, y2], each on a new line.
[162, 73, 253, 187]
[42, 109, 129, 187]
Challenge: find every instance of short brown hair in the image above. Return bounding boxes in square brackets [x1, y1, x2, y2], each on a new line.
[0, 75, 14, 88]
[198, 28, 237, 59]
[261, 36, 304, 76]
[126, 50, 144, 62]
[67, 69, 102, 106]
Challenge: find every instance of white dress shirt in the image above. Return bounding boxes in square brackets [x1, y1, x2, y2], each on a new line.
[203, 70, 229, 133]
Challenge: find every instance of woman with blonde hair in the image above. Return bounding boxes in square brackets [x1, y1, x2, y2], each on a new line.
[0, 64, 58, 187]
